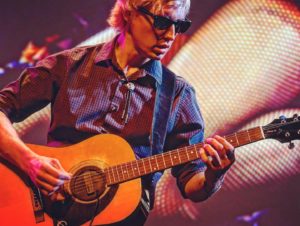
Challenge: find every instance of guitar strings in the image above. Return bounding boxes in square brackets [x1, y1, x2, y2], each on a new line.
[65, 144, 202, 182]
[50, 121, 299, 196]
[64, 145, 203, 193]
[59, 121, 297, 182]
[63, 132, 262, 188]
[63, 130, 257, 190]
[62, 126, 264, 184]
[59, 122, 298, 194]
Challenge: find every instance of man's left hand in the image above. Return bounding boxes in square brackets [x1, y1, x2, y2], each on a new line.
[200, 135, 235, 173]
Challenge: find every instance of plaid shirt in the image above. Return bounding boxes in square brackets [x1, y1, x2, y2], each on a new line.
[0, 37, 205, 207]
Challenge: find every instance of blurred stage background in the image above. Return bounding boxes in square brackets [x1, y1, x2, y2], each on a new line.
[1, 0, 299, 225]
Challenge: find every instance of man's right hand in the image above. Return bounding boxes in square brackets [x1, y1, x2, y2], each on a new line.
[0, 112, 71, 200]
[25, 154, 71, 198]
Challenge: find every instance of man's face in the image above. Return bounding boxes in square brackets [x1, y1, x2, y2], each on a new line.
[127, 6, 183, 60]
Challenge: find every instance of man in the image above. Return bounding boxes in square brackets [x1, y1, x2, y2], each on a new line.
[0, 0, 235, 225]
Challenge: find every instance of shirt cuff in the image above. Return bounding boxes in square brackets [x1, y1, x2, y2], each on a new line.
[172, 159, 206, 198]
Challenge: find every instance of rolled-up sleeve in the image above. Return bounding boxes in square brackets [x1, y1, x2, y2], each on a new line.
[164, 81, 206, 198]
[0, 54, 64, 122]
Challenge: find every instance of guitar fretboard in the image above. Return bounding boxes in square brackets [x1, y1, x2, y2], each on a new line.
[104, 126, 265, 185]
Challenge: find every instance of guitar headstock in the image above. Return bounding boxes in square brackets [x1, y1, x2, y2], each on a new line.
[262, 114, 300, 148]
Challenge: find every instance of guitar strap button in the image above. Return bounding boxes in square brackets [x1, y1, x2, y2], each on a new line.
[56, 220, 68, 226]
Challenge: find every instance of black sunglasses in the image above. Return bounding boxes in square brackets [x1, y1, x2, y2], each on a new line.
[138, 7, 192, 34]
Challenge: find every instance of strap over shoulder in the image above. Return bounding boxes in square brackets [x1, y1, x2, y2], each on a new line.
[150, 66, 177, 155]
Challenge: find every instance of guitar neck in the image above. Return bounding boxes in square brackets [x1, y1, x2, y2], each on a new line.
[105, 126, 265, 185]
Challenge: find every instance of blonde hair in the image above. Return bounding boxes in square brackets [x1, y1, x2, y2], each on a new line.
[107, 0, 191, 33]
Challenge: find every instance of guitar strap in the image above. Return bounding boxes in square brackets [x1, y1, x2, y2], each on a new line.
[29, 182, 45, 223]
[150, 66, 176, 155]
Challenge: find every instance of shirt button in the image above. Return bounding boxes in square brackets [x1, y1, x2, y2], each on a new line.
[111, 105, 118, 112]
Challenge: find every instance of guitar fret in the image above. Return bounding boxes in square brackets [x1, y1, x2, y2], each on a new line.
[248, 129, 255, 141]
[147, 157, 152, 173]
[186, 147, 190, 161]
[183, 147, 189, 161]
[109, 168, 113, 184]
[126, 163, 131, 178]
[132, 161, 140, 177]
[111, 166, 117, 182]
[126, 164, 131, 179]
[161, 153, 166, 168]
[138, 159, 146, 175]
[116, 166, 120, 182]
[149, 156, 157, 171]
[237, 131, 245, 146]
[131, 161, 135, 177]
[155, 156, 161, 170]
[109, 166, 114, 184]
[115, 165, 120, 182]
[130, 162, 135, 178]
[122, 164, 129, 181]
[105, 168, 111, 185]
[246, 129, 252, 142]
[178, 149, 185, 162]
[234, 133, 240, 146]
[257, 128, 264, 139]
[192, 144, 199, 158]
[187, 145, 198, 160]
[171, 150, 180, 165]
[164, 151, 172, 167]
[104, 168, 109, 184]
[142, 159, 147, 174]
[225, 134, 236, 147]
[167, 151, 173, 166]
[241, 131, 251, 145]
[249, 127, 263, 141]
[127, 163, 133, 179]
[156, 154, 165, 170]
[112, 166, 117, 183]
[142, 158, 151, 174]
[118, 165, 124, 182]
[177, 149, 182, 163]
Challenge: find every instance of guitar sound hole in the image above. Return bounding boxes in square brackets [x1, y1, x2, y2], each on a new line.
[70, 166, 106, 203]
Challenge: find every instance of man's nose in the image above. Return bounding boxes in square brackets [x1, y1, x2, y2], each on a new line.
[162, 25, 176, 41]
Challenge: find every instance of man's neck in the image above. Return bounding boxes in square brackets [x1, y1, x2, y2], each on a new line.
[115, 32, 149, 76]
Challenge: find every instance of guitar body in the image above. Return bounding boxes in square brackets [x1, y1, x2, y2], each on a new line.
[0, 134, 142, 226]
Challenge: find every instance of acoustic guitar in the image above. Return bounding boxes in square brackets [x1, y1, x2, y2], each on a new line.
[0, 115, 299, 225]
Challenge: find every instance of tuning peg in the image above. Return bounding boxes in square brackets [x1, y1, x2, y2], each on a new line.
[279, 115, 286, 123]
[293, 114, 299, 121]
[288, 142, 295, 149]
[285, 131, 290, 138]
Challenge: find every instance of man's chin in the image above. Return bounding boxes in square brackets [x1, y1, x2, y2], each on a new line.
[140, 49, 166, 61]
[148, 52, 165, 61]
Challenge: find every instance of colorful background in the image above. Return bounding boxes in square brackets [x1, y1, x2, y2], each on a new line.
[1, 0, 299, 225]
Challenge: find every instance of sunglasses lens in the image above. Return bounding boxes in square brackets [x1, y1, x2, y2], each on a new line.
[176, 20, 192, 33]
[154, 16, 173, 30]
